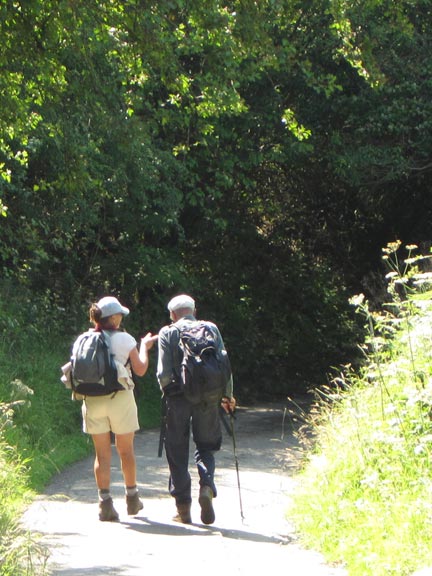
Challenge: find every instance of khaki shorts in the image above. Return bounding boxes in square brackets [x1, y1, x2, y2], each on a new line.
[82, 389, 139, 435]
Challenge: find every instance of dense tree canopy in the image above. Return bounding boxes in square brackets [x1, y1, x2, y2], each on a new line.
[1, 0, 431, 398]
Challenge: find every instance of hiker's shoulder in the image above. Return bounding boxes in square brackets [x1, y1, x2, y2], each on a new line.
[197, 319, 220, 334]
[162, 316, 197, 332]
[109, 330, 136, 347]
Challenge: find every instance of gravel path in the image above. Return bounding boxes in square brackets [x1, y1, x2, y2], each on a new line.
[23, 402, 347, 576]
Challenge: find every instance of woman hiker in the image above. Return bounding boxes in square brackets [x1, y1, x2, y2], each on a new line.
[73, 296, 158, 521]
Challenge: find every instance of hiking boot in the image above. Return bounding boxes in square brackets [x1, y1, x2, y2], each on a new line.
[126, 492, 144, 516]
[99, 497, 119, 522]
[173, 502, 192, 524]
[198, 486, 215, 525]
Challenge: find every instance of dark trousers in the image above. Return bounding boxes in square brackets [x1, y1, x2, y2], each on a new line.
[165, 394, 222, 505]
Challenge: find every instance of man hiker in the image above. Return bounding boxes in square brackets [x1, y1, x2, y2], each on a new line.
[156, 294, 235, 525]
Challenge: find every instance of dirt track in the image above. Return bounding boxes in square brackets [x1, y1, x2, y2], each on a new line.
[23, 402, 347, 576]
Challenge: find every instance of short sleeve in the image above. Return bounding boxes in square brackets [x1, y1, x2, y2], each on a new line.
[109, 331, 137, 366]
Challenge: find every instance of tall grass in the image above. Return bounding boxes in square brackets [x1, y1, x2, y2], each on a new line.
[290, 242, 432, 575]
[0, 401, 49, 575]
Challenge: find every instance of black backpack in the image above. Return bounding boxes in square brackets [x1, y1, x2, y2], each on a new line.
[177, 321, 232, 404]
[70, 330, 123, 396]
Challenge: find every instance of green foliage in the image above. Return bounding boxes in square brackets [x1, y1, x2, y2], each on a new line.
[2, 0, 432, 400]
[290, 242, 432, 575]
[183, 211, 361, 397]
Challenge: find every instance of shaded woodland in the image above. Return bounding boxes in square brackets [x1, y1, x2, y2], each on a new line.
[1, 0, 431, 398]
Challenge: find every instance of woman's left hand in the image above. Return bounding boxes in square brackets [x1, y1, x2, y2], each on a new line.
[141, 332, 158, 350]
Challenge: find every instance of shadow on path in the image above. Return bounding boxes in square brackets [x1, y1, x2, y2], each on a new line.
[23, 401, 346, 576]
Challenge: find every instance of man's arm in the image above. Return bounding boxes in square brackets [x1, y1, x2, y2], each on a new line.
[212, 323, 235, 410]
[156, 326, 177, 389]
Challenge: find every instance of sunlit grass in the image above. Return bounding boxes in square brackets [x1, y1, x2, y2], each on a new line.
[0, 423, 49, 575]
[290, 242, 432, 575]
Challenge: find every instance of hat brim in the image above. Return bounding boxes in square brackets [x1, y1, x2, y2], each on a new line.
[120, 306, 130, 316]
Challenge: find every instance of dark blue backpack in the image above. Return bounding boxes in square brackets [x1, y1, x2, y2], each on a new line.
[177, 322, 231, 404]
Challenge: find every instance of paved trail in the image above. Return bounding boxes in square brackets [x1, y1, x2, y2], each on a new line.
[23, 402, 346, 576]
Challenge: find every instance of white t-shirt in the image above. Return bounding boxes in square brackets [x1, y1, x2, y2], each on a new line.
[109, 331, 137, 365]
[108, 331, 137, 390]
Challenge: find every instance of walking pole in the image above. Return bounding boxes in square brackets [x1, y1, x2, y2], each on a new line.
[227, 405, 245, 522]
[158, 395, 167, 458]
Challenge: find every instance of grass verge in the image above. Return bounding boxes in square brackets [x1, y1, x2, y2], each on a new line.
[289, 242, 432, 575]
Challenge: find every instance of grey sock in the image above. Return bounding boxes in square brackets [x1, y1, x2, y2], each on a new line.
[126, 485, 138, 497]
[98, 489, 111, 501]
